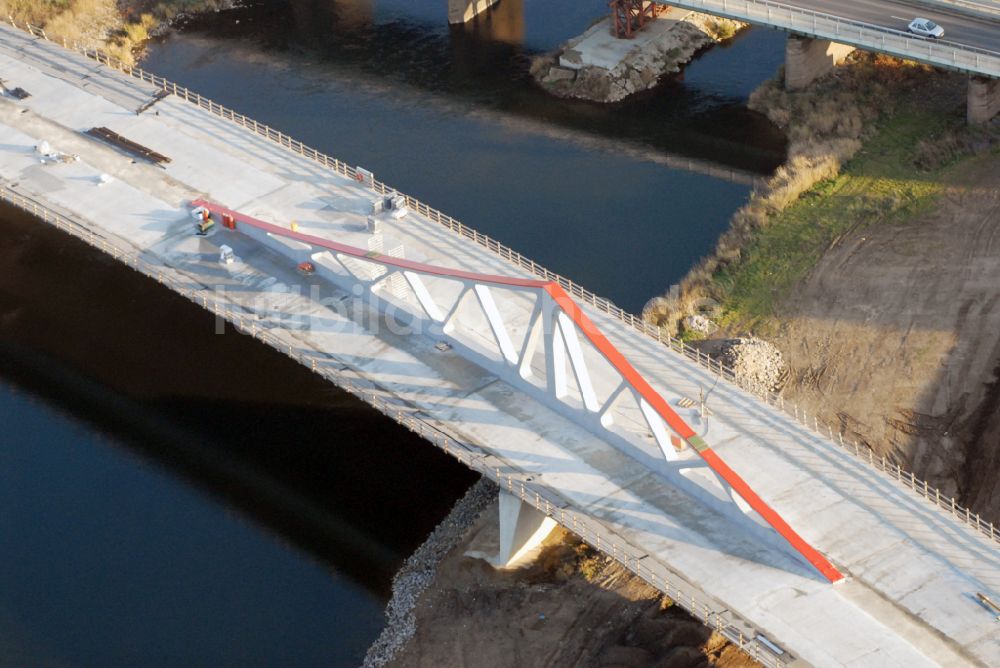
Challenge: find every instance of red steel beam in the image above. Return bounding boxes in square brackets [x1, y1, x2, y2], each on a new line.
[547, 285, 844, 583]
[191, 199, 548, 289]
[192, 199, 844, 583]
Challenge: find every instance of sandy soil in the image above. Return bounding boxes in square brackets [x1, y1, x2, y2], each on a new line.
[390, 502, 757, 668]
[771, 151, 1000, 520]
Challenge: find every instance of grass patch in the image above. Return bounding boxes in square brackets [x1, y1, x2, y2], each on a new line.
[643, 53, 975, 337]
[713, 112, 951, 334]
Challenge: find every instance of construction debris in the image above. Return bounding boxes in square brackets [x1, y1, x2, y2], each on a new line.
[719, 338, 787, 396]
[86, 126, 171, 165]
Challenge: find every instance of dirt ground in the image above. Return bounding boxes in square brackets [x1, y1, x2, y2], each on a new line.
[770, 151, 1000, 520]
[390, 502, 757, 668]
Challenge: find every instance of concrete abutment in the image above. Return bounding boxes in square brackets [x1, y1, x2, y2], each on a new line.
[448, 0, 500, 24]
[784, 34, 855, 90]
[968, 76, 1000, 124]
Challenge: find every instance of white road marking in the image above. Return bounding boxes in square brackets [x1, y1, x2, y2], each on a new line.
[890, 15, 910, 22]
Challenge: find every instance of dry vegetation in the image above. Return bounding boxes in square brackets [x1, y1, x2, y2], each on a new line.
[0, 0, 232, 64]
[644, 53, 985, 336]
[702, 17, 739, 42]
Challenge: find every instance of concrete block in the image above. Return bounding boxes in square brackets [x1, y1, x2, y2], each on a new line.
[558, 50, 584, 70]
[543, 67, 577, 84]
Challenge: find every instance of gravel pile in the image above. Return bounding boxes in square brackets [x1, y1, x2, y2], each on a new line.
[720, 337, 786, 396]
[363, 477, 498, 668]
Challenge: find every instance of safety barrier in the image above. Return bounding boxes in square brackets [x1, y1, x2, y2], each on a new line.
[5, 16, 998, 548]
[0, 183, 789, 667]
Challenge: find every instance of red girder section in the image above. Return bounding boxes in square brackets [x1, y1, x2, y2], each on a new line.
[547, 287, 844, 583]
[191, 199, 548, 289]
[609, 0, 656, 39]
[192, 198, 844, 583]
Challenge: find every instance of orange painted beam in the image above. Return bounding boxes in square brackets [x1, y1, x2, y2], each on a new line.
[546, 284, 843, 583]
[191, 199, 549, 289]
[193, 199, 843, 583]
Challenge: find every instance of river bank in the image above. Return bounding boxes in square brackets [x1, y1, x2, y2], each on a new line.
[382, 500, 756, 668]
[645, 52, 1000, 522]
[0, 0, 237, 63]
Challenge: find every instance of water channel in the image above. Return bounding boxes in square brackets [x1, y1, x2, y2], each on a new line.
[0, 1, 789, 664]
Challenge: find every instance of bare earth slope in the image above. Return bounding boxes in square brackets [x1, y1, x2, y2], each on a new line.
[391, 504, 755, 668]
[773, 152, 1000, 518]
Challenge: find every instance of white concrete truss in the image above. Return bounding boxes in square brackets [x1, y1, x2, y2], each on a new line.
[193, 199, 844, 583]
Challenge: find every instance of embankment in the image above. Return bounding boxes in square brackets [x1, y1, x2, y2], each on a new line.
[381, 499, 757, 667]
[0, 0, 236, 64]
[645, 51, 1000, 520]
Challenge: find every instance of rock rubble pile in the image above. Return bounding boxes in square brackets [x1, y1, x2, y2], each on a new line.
[719, 337, 786, 396]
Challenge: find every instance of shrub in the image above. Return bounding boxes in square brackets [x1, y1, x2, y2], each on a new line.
[704, 18, 738, 42]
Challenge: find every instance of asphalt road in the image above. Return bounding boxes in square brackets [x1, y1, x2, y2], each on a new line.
[665, 0, 1000, 52]
[789, 0, 999, 50]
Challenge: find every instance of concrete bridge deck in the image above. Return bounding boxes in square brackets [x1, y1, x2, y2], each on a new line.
[0, 24, 997, 666]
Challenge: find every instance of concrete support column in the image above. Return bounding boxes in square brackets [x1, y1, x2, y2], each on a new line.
[448, 0, 500, 24]
[968, 77, 1000, 124]
[492, 490, 558, 567]
[784, 35, 855, 90]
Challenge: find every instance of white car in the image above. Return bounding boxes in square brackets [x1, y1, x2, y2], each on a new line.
[908, 18, 944, 38]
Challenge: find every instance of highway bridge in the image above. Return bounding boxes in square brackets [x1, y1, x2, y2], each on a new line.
[669, 0, 1000, 122]
[0, 20, 998, 666]
[453, 0, 1000, 121]
[655, 0, 1000, 121]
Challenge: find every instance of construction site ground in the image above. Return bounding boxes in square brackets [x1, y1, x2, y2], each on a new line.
[391, 503, 758, 668]
[771, 150, 1000, 522]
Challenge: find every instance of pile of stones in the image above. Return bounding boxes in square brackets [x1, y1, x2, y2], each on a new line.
[719, 337, 787, 397]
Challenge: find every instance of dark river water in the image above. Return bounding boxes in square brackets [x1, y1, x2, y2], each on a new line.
[1, 1, 788, 665]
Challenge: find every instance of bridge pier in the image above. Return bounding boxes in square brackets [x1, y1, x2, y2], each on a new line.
[968, 76, 1000, 124]
[784, 34, 855, 90]
[491, 490, 558, 568]
[448, 0, 500, 24]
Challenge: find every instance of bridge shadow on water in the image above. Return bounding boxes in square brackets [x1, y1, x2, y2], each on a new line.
[0, 202, 478, 600]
